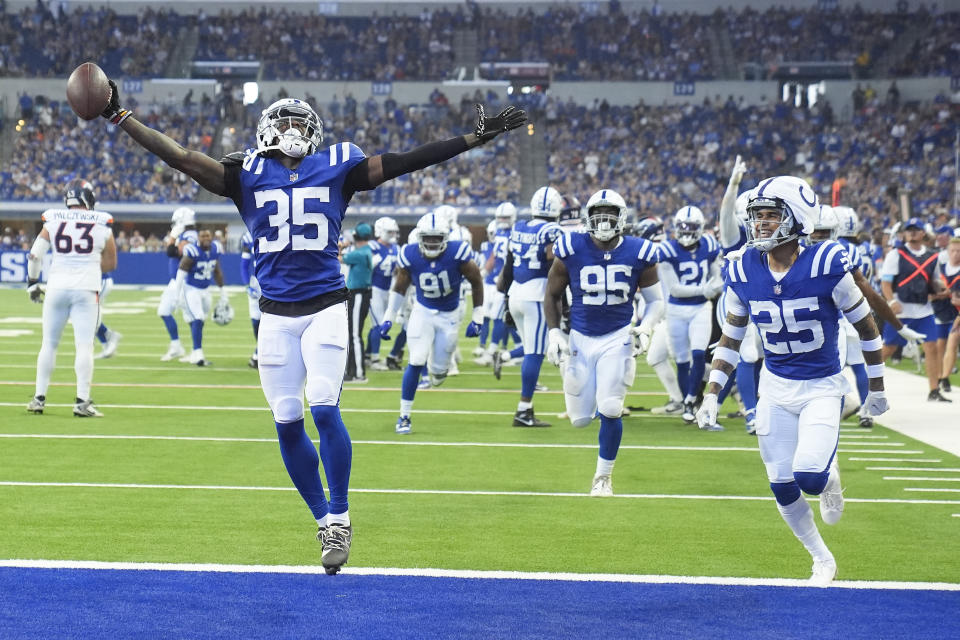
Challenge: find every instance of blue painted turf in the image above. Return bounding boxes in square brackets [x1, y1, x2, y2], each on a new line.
[1, 568, 958, 640]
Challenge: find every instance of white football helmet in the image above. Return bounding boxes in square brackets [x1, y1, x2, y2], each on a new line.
[374, 216, 400, 244]
[494, 202, 517, 229]
[673, 206, 705, 247]
[810, 205, 839, 243]
[583, 189, 627, 242]
[486, 219, 498, 243]
[734, 190, 752, 225]
[530, 186, 563, 220]
[256, 98, 324, 159]
[746, 176, 820, 252]
[832, 206, 860, 238]
[416, 212, 449, 258]
[212, 299, 234, 326]
[172, 206, 196, 227]
[433, 205, 459, 231]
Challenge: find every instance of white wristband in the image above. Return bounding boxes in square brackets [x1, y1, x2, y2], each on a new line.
[471, 306, 483, 325]
[713, 346, 741, 367]
[861, 336, 882, 352]
[708, 369, 729, 389]
[866, 363, 885, 379]
[722, 321, 747, 341]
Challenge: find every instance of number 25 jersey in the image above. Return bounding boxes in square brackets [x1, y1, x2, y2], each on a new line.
[222, 143, 366, 303]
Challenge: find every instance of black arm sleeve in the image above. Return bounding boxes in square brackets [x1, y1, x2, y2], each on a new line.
[343, 136, 471, 197]
[166, 243, 180, 257]
[220, 152, 245, 209]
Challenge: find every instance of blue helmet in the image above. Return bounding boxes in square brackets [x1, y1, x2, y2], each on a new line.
[903, 217, 924, 231]
[634, 215, 665, 242]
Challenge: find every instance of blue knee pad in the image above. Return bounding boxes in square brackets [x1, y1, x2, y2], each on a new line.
[770, 481, 801, 506]
[794, 470, 830, 496]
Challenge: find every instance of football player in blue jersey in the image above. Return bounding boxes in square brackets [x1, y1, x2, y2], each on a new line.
[240, 229, 261, 368]
[697, 176, 889, 586]
[93, 271, 122, 360]
[158, 207, 198, 361]
[101, 78, 525, 574]
[173, 229, 226, 367]
[379, 212, 484, 434]
[476, 202, 516, 366]
[545, 190, 662, 495]
[498, 186, 565, 427]
[473, 219, 499, 358]
[658, 206, 723, 423]
[365, 216, 400, 371]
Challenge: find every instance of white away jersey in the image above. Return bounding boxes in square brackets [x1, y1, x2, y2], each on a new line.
[40, 208, 113, 291]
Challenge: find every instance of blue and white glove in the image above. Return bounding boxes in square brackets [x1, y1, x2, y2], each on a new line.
[546, 328, 570, 367]
[465, 306, 483, 338]
[695, 393, 719, 429]
[864, 390, 889, 416]
[379, 320, 393, 340]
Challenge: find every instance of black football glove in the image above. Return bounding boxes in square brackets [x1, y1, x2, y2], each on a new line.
[101, 79, 132, 125]
[474, 104, 527, 144]
[27, 279, 44, 304]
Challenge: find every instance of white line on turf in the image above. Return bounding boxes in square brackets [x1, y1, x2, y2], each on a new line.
[0, 559, 957, 591]
[953, 514, 960, 518]
[838, 450, 924, 454]
[837, 435, 889, 439]
[867, 467, 960, 472]
[832, 442, 906, 447]
[0, 481, 957, 506]
[904, 488, 960, 493]
[848, 458, 942, 463]
[883, 477, 960, 482]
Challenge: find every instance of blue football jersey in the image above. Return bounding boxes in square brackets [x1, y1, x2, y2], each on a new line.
[228, 143, 366, 302]
[397, 240, 474, 312]
[183, 241, 223, 289]
[483, 228, 510, 285]
[658, 235, 721, 305]
[240, 230, 254, 254]
[836, 237, 872, 281]
[369, 240, 399, 290]
[725, 241, 853, 380]
[509, 219, 562, 283]
[168, 229, 199, 279]
[554, 233, 659, 336]
[721, 221, 749, 253]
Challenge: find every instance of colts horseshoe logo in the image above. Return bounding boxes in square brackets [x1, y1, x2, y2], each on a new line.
[798, 185, 817, 207]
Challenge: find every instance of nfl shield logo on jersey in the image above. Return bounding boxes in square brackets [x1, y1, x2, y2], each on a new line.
[773, 284, 782, 295]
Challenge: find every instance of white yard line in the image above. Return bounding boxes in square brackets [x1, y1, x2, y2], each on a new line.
[837, 435, 889, 440]
[847, 458, 942, 463]
[904, 488, 960, 493]
[883, 476, 960, 482]
[0, 480, 957, 506]
[867, 467, 960, 472]
[0, 559, 957, 591]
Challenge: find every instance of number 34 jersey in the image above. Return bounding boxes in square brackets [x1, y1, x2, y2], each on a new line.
[725, 241, 857, 381]
[40, 208, 114, 291]
[223, 143, 367, 303]
[397, 240, 474, 312]
[553, 232, 659, 337]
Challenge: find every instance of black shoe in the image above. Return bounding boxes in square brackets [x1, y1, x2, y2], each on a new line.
[940, 378, 952, 393]
[726, 410, 744, 419]
[928, 389, 953, 403]
[248, 355, 258, 369]
[492, 350, 503, 380]
[513, 408, 551, 427]
[858, 415, 874, 429]
[386, 356, 402, 371]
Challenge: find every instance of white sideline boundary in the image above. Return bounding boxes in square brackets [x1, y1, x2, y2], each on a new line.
[0, 559, 957, 591]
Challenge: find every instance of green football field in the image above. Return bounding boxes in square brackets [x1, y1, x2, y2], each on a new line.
[0, 286, 957, 584]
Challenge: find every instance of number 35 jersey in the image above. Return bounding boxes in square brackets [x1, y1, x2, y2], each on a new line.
[725, 241, 857, 381]
[223, 143, 366, 303]
[40, 208, 114, 291]
[553, 232, 659, 337]
[397, 240, 474, 312]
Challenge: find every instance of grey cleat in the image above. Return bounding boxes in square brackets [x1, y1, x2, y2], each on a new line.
[318, 523, 353, 575]
[26, 395, 45, 414]
[73, 398, 103, 418]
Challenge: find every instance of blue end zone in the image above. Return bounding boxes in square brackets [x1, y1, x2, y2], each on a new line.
[1, 568, 958, 639]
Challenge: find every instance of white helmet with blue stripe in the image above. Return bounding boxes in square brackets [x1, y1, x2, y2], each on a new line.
[746, 175, 820, 252]
[374, 216, 400, 244]
[832, 206, 860, 238]
[172, 206, 196, 227]
[584, 189, 627, 242]
[673, 206, 705, 247]
[811, 205, 839, 243]
[494, 202, 517, 229]
[416, 212, 449, 258]
[530, 186, 563, 220]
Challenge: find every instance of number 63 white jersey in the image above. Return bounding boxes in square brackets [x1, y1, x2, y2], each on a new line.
[40, 208, 114, 291]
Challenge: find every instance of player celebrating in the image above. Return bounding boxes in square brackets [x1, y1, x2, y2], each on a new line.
[99, 79, 525, 574]
[174, 228, 226, 367]
[477, 202, 516, 365]
[26, 179, 117, 417]
[697, 176, 889, 586]
[658, 206, 723, 423]
[158, 207, 198, 361]
[544, 190, 662, 496]
[379, 212, 484, 434]
[365, 216, 400, 370]
[499, 186, 565, 427]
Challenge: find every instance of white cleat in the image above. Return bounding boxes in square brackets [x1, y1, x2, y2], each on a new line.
[73, 399, 103, 418]
[448, 361, 460, 377]
[472, 346, 485, 357]
[473, 352, 493, 366]
[161, 343, 186, 362]
[820, 460, 844, 525]
[809, 557, 837, 587]
[590, 474, 613, 497]
[651, 400, 685, 415]
[97, 330, 122, 359]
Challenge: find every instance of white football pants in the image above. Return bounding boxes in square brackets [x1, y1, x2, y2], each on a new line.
[157, 278, 184, 317]
[36, 288, 99, 401]
[562, 326, 635, 427]
[508, 298, 547, 356]
[407, 302, 459, 374]
[182, 285, 212, 324]
[666, 301, 712, 364]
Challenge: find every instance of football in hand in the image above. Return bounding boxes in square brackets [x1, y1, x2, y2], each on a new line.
[66, 62, 112, 121]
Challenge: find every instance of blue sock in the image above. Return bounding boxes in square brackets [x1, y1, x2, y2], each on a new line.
[598, 414, 623, 461]
[309, 405, 352, 516]
[161, 315, 179, 340]
[189, 320, 204, 350]
[716, 370, 737, 405]
[402, 364, 424, 401]
[736, 361, 759, 415]
[491, 319, 505, 347]
[520, 354, 544, 398]
[367, 325, 380, 358]
[509, 346, 524, 359]
[96, 323, 108, 344]
[851, 363, 869, 403]
[390, 330, 407, 358]
[275, 418, 328, 521]
[478, 318, 490, 347]
[677, 361, 690, 399]
[252, 318, 260, 339]
[689, 350, 706, 400]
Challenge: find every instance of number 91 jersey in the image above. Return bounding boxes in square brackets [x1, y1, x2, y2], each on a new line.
[553, 232, 659, 337]
[224, 143, 366, 303]
[397, 240, 474, 312]
[40, 208, 114, 291]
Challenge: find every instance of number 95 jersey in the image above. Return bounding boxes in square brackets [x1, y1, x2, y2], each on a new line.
[397, 240, 474, 312]
[554, 233, 659, 337]
[223, 143, 366, 303]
